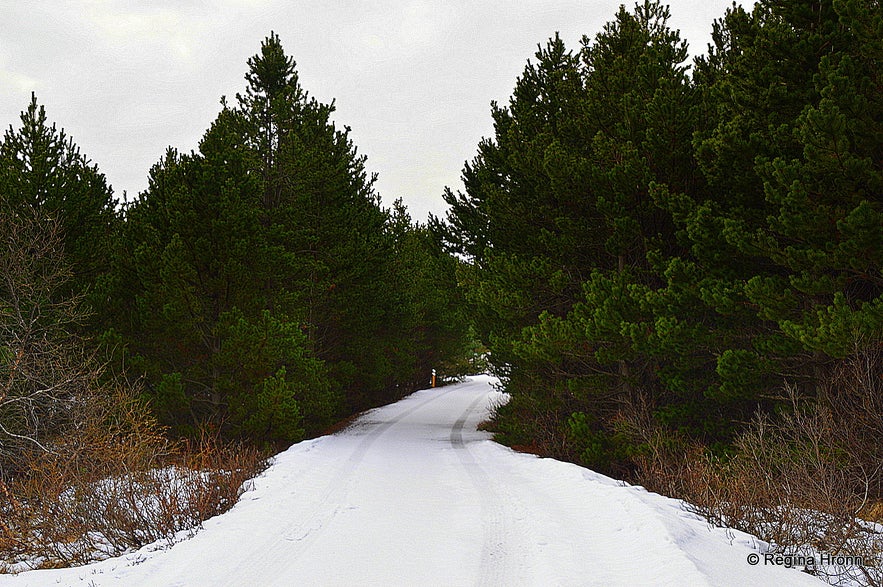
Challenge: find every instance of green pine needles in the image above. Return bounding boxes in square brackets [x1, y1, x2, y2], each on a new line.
[436, 0, 882, 475]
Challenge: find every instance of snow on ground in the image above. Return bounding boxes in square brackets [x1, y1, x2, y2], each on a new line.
[0, 375, 824, 586]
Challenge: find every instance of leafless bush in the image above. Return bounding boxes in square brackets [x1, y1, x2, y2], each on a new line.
[0, 394, 268, 571]
[710, 379, 882, 587]
[616, 400, 712, 504]
[0, 211, 92, 476]
[627, 345, 883, 587]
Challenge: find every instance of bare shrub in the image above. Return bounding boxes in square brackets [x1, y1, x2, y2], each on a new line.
[710, 379, 882, 587]
[174, 426, 269, 525]
[0, 211, 91, 476]
[824, 344, 883, 506]
[627, 345, 883, 587]
[0, 388, 269, 571]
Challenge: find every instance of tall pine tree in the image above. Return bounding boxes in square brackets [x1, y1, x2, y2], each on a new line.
[0, 95, 118, 317]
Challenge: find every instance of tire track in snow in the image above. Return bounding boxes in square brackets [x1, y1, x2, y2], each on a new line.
[451, 392, 521, 587]
[226, 387, 455, 584]
[285, 387, 457, 542]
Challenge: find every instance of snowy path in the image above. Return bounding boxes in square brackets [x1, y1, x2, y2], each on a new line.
[1, 376, 822, 586]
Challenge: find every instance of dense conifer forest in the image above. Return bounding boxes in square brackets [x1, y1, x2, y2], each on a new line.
[437, 0, 882, 471]
[1, 34, 472, 464]
[1, 0, 881, 578]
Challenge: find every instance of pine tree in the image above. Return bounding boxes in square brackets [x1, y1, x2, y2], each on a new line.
[119, 104, 335, 442]
[391, 200, 472, 388]
[438, 2, 707, 468]
[682, 0, 880, 407]
[739, 0, 882, 365]
[0, 95, 118, 315]
[235, 33, 403, 411]
[118, 33, 464, 442]
[437, 32, 588, 378]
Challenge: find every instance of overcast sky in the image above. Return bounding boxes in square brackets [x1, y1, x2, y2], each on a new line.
[1, 1, 738, 221]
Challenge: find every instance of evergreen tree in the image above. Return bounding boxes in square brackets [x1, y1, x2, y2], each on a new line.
[117, 33, 471, 444]
[439, 1, 704, 468]
[235, 33, 404, 411]
[683, 0, 881, 406]
[436, 32, 588, 379]
[745, 0, 882, 362]
[391, 200, 472, 388]
[119, 106, 335, 442]
[0, 95, 118, 316]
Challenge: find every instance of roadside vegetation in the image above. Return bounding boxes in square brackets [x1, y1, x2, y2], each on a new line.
[435, 1, 882, 584]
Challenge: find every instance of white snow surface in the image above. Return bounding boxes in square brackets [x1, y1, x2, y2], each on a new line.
[1, 375, 823, 586]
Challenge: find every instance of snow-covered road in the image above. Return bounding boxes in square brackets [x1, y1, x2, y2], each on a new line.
[1, 376, 823, 586]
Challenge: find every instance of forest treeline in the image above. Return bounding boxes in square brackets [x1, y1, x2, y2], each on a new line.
[2, 0, 882, 579]
[435, 0, 881, 577]
[1, 33, 473, 477]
